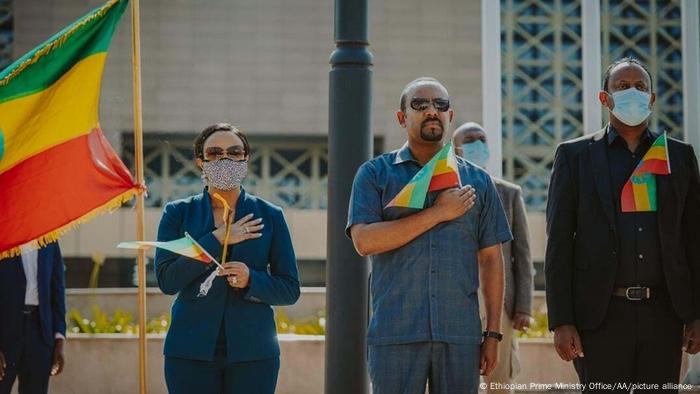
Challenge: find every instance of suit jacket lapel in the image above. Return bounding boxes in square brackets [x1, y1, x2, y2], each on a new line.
[589, 129, 617, 235]
[15, 254, 27, 287]
[656, 174, 672, 231]
[195, 188, 216, 238]
[655, 132, 675, 235]
[37, 246, 49, 303]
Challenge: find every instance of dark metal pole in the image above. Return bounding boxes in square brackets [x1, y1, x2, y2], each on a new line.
[325, 0, 372, 392]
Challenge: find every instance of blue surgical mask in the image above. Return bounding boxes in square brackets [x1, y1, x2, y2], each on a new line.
[461, 140, 490, 168]
[609, 88, 652, 126]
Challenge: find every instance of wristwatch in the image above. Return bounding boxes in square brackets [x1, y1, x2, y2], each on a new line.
[483, 331, 504, 342]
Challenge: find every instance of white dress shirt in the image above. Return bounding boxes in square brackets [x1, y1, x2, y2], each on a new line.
[20, 244, 39, 306]
[20, 243, 65, 340]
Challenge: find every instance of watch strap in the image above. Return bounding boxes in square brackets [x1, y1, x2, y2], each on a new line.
[483, 330, 504, 342]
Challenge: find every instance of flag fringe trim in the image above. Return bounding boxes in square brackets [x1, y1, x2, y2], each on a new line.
[0, 0, 122, 87]
[0, 186, 141, 259]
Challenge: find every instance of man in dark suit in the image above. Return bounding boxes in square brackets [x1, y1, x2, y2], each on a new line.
[0, 241, 66, 394]
[546, 57, 700, 392]
[454, 122, 534, 393]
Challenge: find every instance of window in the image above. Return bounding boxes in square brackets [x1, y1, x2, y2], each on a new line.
[601, 0, 683, 136]
[63, 257, 148, 288]
[501, 0, 583, 210]
[499, 0, 683, 211]
[122, 133, 383, 209]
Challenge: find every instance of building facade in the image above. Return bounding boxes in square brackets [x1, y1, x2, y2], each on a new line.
[6, 0, 700, 288]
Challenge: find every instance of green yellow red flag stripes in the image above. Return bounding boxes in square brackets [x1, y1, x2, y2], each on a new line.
[117, 233, 219, 266]
[386, 143, 461, 209]
[0, 0, 140, 258]
[119, 234, 223, 297]
[621, 132, 671, 212]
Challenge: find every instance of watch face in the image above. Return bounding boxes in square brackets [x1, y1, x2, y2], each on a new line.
[483, 331, 503, 341]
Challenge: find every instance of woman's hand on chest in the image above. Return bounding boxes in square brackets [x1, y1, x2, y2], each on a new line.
[213, 212, 264, 245]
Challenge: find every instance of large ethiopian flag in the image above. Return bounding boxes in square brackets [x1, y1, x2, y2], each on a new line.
[0, 0, 140, 258]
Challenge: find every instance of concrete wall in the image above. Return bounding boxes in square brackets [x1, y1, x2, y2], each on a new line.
[40, 335, 582, 394]
[13, 0, 483, 152]
[41, 335, 324, 394]
[12, 0, 491, 261]
[36, 336, 694, 393]
[10, 0, 546, 271]
[10, 0, 547, 263]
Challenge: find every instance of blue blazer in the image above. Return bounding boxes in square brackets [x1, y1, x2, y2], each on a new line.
[154, 188, 300, 363]
[0, 242, 66, 359]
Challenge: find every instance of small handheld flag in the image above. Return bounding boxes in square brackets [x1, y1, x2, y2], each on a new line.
[118, 233, 221, 267]
[118, 233, 224, 297]
[184, 233, 223, 297]
[386, 143, 461, 209]
[620, 132, 671, 212]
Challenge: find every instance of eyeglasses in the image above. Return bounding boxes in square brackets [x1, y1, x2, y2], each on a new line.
[204, 146, 247, 161]
[410, 97, 450, 112]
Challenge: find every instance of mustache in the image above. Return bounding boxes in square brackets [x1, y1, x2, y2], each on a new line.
[422, 118, 443, 129]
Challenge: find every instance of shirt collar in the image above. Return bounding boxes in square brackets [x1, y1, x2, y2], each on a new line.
[392, 142, 419, 165]
[606, 124, 653, 146]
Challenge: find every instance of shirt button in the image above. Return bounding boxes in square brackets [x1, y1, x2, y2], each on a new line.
[431, 294, 436, 298]
[638, 227, 643, 232]
[638, 254, 644, 259]
[431, 270, 436, 274]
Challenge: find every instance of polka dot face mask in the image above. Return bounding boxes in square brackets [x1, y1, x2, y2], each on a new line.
[201, 158, 248, 190]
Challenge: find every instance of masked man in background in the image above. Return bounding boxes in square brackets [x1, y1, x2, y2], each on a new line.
[453, 122, 534, 394]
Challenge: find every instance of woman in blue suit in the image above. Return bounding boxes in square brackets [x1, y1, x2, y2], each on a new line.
[155, 123, 300, 394]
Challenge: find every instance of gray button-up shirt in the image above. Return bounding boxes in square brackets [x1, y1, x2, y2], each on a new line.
[346, 143, 512, 346]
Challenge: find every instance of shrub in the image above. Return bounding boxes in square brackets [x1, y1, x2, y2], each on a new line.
[275, 309, 326, 335]
[68, 306, 326, 335]
[68, 307, 170, 334]
[516, 305, 553, 339]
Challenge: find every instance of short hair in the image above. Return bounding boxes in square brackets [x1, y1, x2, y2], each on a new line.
[455, 122, 485, 135]
[193, 123, 250, 160]
[399, 77, 448, 112]
[602, 57, 653, 92]
[453, 122, 487, 143]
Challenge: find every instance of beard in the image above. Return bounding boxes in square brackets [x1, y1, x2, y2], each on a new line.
[420, 122, 444, 142]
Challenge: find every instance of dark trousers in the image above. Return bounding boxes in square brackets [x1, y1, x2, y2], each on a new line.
[368, 342, 481, 394]
[574, 294, 684, 393]
[164, 356, 280, 394]
[0, 307, 53, 394]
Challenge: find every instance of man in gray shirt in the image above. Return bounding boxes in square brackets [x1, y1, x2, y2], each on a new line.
[453, 122, 534, 394]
